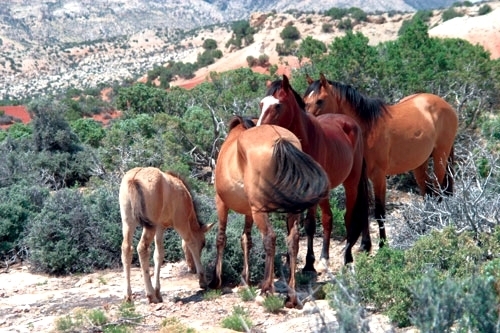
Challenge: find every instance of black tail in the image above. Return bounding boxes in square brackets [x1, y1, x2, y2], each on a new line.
[259, 138, 329, 213]
[345, 159, 372, 261]
[129, 179, 155, 229]
[443, 145, 454, 196]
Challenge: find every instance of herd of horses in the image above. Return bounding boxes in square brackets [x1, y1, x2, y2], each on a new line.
[119, 74, 458, 308]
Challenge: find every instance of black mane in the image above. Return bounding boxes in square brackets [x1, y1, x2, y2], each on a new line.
[305, 80, 388, 129]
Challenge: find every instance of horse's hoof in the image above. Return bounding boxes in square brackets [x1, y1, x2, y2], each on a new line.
[302, 263, 317, 273]
[208, 278, 221, 290]
[318, 258, 329, 272]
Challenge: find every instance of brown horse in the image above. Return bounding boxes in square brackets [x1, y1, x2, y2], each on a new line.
[258, 75, 372, 269]
[120, 167, 215, 303]
[212, 116, 329, 308]
[304, 73, 458, 247]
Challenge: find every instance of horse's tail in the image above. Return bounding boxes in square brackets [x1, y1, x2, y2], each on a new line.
[259, 138, 329, 213]
[443, 145, 454, 196]
[347, 159, 372, 251]
[128, 178, 154, 229]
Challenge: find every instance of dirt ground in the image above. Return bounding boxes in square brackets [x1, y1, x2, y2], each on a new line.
[0, 219, 401, 333]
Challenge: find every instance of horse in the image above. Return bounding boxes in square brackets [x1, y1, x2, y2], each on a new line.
[211, 116, 329, 308]
[303, 73, 458, 247]
[258, 75, 372, 270]
[120, 167, 215, 303]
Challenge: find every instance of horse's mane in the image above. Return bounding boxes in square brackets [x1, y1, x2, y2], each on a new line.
[228, 115, 257, 131]
[305, 80, 388, 128]
[165, 170, 204, 227]
[266, 79, 306, 110]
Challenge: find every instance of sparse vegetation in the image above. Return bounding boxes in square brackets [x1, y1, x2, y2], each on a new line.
[262, 294, 285, 313]
[221, 306, 253, 331]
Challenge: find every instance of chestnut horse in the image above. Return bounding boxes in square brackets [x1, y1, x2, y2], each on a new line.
[120, 167, 215, 303]
[212, 116, 329, 308]
[258, 75, 371, 269]
[304, 73, 458, 247]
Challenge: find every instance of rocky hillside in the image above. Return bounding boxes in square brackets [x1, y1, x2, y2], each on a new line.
[0, 1, 498, 100]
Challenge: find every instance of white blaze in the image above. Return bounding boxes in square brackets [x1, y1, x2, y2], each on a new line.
[257, 95, 279, 126]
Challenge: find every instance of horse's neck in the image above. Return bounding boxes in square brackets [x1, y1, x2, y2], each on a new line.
[293, 112, 318, 152]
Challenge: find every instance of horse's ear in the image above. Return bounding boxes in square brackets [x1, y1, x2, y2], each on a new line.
[306, 74, 313, 85]
[282, 74, 290, 89]
[265, 80, 272, 88]
[201, 222, 216, 233]
[320, 73, 328, 86]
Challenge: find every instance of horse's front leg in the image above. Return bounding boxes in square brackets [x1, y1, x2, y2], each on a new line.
[240, 215, 253, 286]
[302, 206, 317, 272]
[285, 215, 301, 309]
[252, 211, 276, 295]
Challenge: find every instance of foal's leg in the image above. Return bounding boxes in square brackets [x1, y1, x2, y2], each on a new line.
[185, 239, 208, 289]
[240, 215, 253, 286]
[182, 239, 196, 273]
[285, 214, 300, 309]
[371, 171, 388, 248]
[137, 227, 159, 303]
[152, 226, 166, 302]
[121, 220, 136, 302]
[302, 205, 318, 272]
[253, 211, 276, 295]
[209, 196, 227, 289]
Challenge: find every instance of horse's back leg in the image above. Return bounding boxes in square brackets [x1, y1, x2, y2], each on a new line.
[318, 199, 333, 271]
[252, 211, 276, 295]
[152, 226, 166, 302]
[302, 205, 318, 272]
[433, 145, 454, 197]
[371, 170, 388, 248]
[413, 159, 432, 196]
[240, 215, 253, 286]
[342, 177, 371, 253]
[121, 215, 136, 302]
[209, 195, 228, 289]
[137, 226, 159, 303]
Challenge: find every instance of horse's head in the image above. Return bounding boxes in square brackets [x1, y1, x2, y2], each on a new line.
[303, 73, 340, 116]
[257, 75, 304, 128]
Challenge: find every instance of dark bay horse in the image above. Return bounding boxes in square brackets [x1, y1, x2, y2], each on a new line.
[120, 167, 215, 303]
[258, 75, 372, 269]
[212, 116, 329, 308]
[304, 73, 458, 246]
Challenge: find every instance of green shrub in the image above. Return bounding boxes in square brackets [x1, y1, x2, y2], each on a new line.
[161, 317, 196, 333]
[405, 227, 485, 279]
[70, 118, 106, 148]
[0, 183, 48, 260]
[325, 7, 348, 20]
[221, 306, 253, 332]
[411, 273, 499, 332]
[354, 247, 414, 326]
[25, 186, 122, 275]
[280, 25, 300, 41]
[442, 8, 463, 22]
[203, 289, 221, 300]
[262, 294, 285, 313]
[338, 18, 352, 30]
[238, 285, 257, 301]
[478, 4, 492, 16]
[322, 23, 333, 33]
